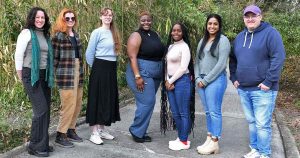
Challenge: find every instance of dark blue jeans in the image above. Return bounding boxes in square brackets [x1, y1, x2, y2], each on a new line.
[167, 74, 191, 141]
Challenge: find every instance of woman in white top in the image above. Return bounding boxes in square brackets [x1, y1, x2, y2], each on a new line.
[14, 7, 54, 157]
[163, 22, 194, 151]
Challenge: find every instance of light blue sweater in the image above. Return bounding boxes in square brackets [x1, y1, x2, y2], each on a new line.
[85, 27, 116, 66]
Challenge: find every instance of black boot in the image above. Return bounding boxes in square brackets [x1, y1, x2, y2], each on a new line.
[67, 129, 83, 142]
[55, 132, 75, 148]
[27, 146, 49, 157]
[48, 145, 54, 152]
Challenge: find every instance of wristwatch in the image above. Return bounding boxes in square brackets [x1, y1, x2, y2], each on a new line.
[135, 74, 141, 80]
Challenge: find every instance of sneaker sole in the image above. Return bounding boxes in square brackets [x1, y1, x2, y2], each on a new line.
[168, 146, 190, 151]
[100, 136, 114, 140]
[54, 142, 75, 148]
[168, 144, 190, 151]
[68, 137, 84, 142]
[88, 139, 103, 145]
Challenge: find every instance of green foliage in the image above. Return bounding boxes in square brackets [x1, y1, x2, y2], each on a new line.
[264, 10, 300, 56]
[1, 0, 300, 153]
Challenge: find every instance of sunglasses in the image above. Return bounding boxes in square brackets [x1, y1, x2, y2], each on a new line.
[65, 17, 75, 21]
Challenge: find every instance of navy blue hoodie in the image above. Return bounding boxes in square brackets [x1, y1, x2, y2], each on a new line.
[229, 21, 285, 91]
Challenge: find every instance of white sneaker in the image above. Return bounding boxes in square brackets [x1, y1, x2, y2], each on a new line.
[169, 138, 191, 145]
[168, 140, 190, 151]
[98, 129, 114, 140]
[89, 132, 103, 145]
[242, 148, 260, 158]
[169, 137, 179, 145]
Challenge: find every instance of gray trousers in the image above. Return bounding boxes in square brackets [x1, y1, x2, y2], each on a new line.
[22, 68, 51, 151]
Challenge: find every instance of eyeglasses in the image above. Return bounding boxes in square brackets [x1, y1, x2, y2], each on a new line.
[243, 14, 260, 20]
[65, 17, 75, 21]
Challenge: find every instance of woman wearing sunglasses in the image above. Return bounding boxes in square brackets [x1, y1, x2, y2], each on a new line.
[52, 8, 84, 148]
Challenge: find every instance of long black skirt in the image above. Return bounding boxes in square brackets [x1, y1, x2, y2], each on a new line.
[86, 58, 120, 126]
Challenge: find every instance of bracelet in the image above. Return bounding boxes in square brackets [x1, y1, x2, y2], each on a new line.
[135, 74, 141, 80]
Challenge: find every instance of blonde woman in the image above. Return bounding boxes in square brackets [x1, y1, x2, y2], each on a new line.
[85, 7, 121, 145]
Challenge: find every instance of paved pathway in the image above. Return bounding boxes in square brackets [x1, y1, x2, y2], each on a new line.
[11, 78, 285, 158]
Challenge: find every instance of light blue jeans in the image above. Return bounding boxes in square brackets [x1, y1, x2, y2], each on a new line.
[167, 74, 191, 141]
[237, 88, 278, 157]
[126, 59, 162, 138]
[197, 72, 227, 138]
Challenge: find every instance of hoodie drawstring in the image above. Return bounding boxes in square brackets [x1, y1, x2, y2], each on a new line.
[243, 32, 254, 49]
[248, 32, 253, 48]
[243, 32, 247, 47]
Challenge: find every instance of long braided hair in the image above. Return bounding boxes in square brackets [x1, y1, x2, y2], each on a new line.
[160, 22, 195, 134]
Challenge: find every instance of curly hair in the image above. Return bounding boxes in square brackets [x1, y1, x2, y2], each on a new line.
[52, 8, 77, 35]
[24, 7, 51, 38]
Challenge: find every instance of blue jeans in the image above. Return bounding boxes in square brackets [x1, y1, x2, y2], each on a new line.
[237, 89, 278, 157]
[197, 72, 227, 138]
[167, 74, 191, 141]
[126, 59, 162, 138]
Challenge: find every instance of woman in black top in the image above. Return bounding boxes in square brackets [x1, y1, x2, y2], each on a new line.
[126, 11, 165, 143]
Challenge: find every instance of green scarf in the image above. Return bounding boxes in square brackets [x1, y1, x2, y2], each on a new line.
[30, 29, 54, 88]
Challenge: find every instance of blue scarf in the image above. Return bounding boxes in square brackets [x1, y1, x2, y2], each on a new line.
[30, 29, 54, 88]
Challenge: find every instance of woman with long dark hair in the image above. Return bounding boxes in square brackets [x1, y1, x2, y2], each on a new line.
[14, 7, 54, 157]
[194, 14, 230, 155]
[162, 22, 195, 151]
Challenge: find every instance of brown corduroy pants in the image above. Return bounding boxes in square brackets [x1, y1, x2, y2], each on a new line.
[57, 59, 83, 133]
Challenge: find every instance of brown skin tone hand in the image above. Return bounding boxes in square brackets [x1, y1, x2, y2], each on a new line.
[197, 81, 205, 88]
[165, 81, 175, 91]
[127, 32, 145, 91]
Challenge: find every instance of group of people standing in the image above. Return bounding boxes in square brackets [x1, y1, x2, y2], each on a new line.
[14, 4, 285, 158]
[15, 7, 121, 157]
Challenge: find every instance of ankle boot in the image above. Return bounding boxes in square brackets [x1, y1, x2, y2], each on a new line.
[67, 129, 83, 142]
[197, 136, 211, 152]
[55, 132, 75, 148]
[197, 140, 219, 155]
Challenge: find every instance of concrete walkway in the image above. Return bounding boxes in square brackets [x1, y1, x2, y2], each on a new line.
[9, 79, 286, 158]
